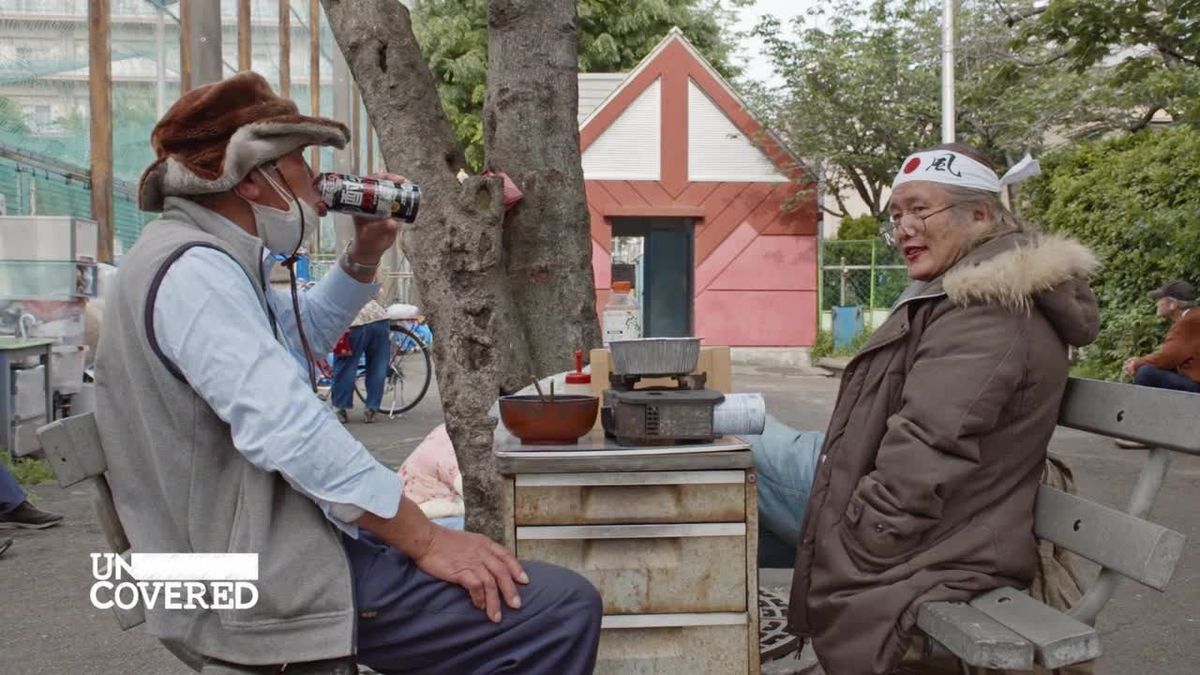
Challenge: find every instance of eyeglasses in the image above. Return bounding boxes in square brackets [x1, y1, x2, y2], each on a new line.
[880, 203, 956, 247]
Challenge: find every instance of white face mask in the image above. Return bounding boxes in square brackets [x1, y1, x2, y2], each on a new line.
[243, 164, 319, 258]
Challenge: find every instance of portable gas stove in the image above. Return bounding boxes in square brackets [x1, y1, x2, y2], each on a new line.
[602, 372, 726, 446]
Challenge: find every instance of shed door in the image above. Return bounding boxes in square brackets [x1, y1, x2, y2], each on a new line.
[611, 217, 694, 338]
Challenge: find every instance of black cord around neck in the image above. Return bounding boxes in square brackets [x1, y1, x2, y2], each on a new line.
[270, 165, 319, 393]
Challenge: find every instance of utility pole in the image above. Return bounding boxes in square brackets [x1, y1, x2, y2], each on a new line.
[179, 0, 191, 91]
[279, 0, 291, 97]
[155, 1, 166, 116]
[192, 0, 223, 85]
[941, 0, 956, 143]
[238, 0, 252, 71]
[88, 0, 114, 262]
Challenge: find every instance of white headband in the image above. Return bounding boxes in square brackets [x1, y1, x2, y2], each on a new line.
[892, 150, 1041, 193]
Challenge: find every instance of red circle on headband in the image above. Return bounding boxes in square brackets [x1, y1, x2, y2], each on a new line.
[903, 157, 921, 174]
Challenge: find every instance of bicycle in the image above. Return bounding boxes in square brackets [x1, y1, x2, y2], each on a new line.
[351, 320, 433, 417]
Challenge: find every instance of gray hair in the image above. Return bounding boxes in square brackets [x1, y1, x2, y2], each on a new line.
[939, 184, 1029, 246]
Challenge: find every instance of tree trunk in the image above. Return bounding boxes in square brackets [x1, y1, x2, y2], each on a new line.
[320, 0, 597, 541]
[484, 0, 601, 379]
[321, 0, 533, 540]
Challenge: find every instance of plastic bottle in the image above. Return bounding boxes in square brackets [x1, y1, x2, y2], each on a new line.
[603, 281, 642, 345]
[562, 349, 593, 397]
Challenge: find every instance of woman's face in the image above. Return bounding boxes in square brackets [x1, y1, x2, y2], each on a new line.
[889, 182, 985, 281]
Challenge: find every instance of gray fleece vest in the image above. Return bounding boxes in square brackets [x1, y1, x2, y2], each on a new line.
[94, 197, 355, 665]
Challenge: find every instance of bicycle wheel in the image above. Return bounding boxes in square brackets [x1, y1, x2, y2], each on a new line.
[372, 324, 434, 415]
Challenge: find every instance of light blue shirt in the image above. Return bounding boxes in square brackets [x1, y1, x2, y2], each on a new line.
[151, 243, 404, 536]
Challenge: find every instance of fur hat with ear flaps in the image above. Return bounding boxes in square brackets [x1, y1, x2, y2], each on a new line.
[137, 71, 350, 212]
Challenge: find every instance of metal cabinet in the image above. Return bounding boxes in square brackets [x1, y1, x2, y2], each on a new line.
[497, 436, 760, 674]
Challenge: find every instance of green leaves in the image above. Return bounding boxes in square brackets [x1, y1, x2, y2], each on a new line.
[836, 214, 884, 241]
[1021, 127, 1200, 378]
[413, 0, 744, 170]
[1021, 0, 1200, 126]
[751, 0, 1088, 219]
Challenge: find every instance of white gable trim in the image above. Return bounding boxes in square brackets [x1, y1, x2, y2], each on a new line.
[687, 80, 788, 183]
[579, 29, 680, 131]
[582, 78, 661, 181]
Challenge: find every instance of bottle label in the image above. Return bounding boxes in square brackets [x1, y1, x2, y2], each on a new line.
[603, 308, 641, 344]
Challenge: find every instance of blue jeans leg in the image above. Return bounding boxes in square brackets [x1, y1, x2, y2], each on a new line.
[363, 321, 391, 411]
[1134, 365, 1200, 393]
[332, 325, 368, 410]
[747, 415, 823, 568]
[0, 461, 28, 515]
[344, 533, 602, 675]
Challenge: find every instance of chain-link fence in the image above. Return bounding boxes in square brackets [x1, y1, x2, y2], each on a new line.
[0, 150, 149, 254]
[820, 239, 908, 330]
[0, 0, 363, 256]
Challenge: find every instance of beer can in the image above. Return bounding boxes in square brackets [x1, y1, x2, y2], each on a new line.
[315, 172, 421, 223]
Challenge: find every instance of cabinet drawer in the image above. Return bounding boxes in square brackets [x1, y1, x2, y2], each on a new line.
[514, 471, 746, 525]
[517, 523, 747, 614]
[596, 614, 750, 674]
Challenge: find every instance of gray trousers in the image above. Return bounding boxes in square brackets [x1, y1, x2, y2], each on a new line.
[344, 533, 603, 674]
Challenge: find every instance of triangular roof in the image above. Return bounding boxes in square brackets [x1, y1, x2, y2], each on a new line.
[579, 28, 803, 193]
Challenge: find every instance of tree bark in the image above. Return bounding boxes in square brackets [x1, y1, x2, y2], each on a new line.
[484, 0, 601, 379]
[321, 0, 533, 540]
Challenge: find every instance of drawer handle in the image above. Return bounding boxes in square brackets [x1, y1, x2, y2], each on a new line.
[517, 523, 746, 540]
[602, 613, 748, 629]
[516, 470, 745, 487]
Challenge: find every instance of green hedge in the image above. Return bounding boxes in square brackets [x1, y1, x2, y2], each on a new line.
[1021, 127, 1200, 378]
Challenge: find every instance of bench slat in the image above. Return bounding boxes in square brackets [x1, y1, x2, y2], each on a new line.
[917, 601, 1034, 670]
[1059, 378, 1200, 454]
[94, 476, 131, 554]
[1035, 486, 1184, 591]
[970, 588, 1100, 669]
[36, 413, 107, 488]
[112, 550, 147, 631]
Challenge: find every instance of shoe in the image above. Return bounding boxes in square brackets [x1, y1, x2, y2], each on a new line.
[0, 502, 64, 530]
[1115, 438, 1150, 449]
[364, 409, 376, 424]
[0, 537, 11, 558]
[336, 409, 349, 424]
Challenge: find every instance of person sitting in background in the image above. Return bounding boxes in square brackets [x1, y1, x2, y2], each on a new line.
[1123, 280, 1200, 393]
[332, 298, 392, 424]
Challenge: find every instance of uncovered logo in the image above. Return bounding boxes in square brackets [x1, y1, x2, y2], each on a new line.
[90, 553, 259, 611]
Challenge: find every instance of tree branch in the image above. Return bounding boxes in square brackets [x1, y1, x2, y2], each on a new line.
[1127, 105, 1164, 132]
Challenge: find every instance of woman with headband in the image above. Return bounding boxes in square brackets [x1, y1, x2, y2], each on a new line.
[753, 143, 1101, 674]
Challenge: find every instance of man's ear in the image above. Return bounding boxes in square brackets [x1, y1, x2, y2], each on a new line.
[234, 174, 261, 201]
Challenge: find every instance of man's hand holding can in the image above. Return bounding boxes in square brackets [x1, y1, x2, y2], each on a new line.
[317, 171, 417, 268]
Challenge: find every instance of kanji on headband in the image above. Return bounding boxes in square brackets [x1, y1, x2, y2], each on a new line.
[892, 150, 1041, 193]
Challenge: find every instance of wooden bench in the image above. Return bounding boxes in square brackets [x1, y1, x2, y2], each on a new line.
[917, 378, 1197, 672]
[37, 413, 208, 673]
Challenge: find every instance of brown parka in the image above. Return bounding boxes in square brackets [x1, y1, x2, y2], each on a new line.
[789, 232, 1101, 674]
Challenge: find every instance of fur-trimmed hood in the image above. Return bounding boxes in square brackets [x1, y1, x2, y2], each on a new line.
[943, 232, 1101, 347]
[137, 72, 349, 212]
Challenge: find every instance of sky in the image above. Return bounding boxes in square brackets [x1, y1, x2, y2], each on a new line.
[732, 0, 825, 85]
